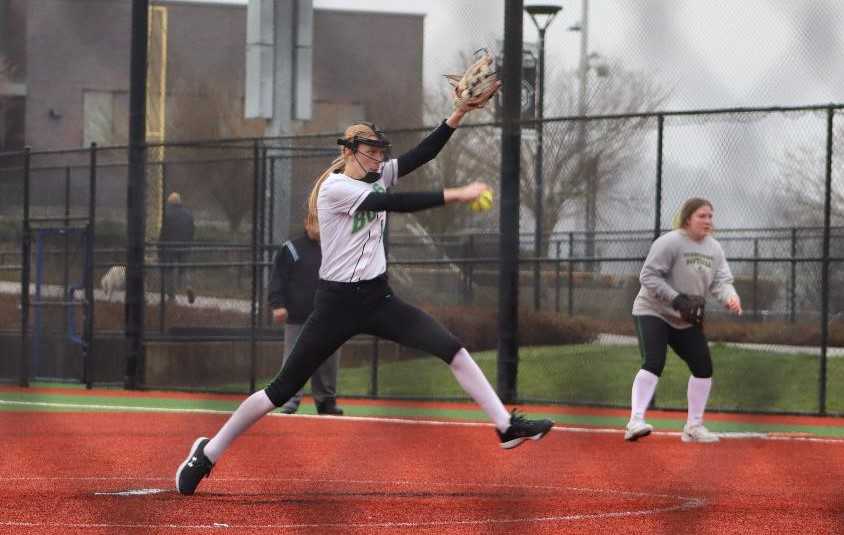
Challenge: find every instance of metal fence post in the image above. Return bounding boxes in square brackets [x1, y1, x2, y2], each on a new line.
[249, 140, 260, 394]
[567, 232, 574, 317]
[125, 0, 149, 390]
[818, 107, 834, 415]
[653, 115, 664, 242]
[158, 161, 167, 334]
[62, 166, 71, 325]
[496, 0, 524, 404]
[752, 238, 759, 321]
[83, 143, 97, 389]
[555, 239, 561, 314]
[20, 147, 31, 387]
[789, 227, 797, 323]
[369, 337, 379, 398]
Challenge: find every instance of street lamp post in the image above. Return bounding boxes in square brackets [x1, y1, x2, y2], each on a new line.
[570, 0, 597, 271]
[578, 0, 595, 270]
[525, 2, 561, 311]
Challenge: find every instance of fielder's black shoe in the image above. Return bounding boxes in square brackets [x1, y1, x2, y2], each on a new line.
[316, 400, 344, 416]
[176, 437, 213, 495]
[496, 410, 554, 449]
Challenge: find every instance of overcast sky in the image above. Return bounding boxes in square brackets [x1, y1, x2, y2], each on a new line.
[179, 0, 844, 231]
[193, 0, 844, 111]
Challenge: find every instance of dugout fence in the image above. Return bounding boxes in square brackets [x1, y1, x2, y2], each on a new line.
[2, 104, 843, 415]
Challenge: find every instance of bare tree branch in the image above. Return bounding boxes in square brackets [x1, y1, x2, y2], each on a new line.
[406, 54, 669, 246]
[775, 135, 844, 226]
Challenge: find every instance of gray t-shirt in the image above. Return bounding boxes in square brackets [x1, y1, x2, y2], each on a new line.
[317, 159, 399, 282]
[632, 229, 738, 328]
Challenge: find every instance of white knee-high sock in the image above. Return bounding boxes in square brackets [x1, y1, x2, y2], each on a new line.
[687, 376, 712, 427]
[631, 369, 659, 422]
[204, 390, 275, 463]
[449, 348, 511, 432]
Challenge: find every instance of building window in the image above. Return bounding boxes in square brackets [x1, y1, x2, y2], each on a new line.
[82, 90, 128, 147]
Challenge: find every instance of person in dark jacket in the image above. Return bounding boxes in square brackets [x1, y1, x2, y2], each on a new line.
[268, 217, 343, 415]
[159, 192, 195, 304]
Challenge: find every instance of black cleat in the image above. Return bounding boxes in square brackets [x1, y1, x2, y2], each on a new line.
[176, 437, 213, 495]
[496, 410, 554, 449]
[316, 400, 344, 416]
[186, 288, 196, 304]
[280, 404, 298, 414]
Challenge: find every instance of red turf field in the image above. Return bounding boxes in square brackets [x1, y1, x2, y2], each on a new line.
[2, 411, 843, 534]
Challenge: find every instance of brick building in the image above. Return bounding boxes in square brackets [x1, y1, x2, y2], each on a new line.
[0, 0, 424, 152]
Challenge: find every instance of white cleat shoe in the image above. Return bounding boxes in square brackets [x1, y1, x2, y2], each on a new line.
[624, 419, 654, 441]
[682, 423, 720, 443]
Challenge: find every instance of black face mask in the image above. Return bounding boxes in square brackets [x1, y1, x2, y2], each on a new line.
[361, 171, 382, 183]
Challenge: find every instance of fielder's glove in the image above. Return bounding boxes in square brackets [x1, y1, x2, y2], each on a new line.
[672, 294, 706, 327]
[444, 48, 499, 110]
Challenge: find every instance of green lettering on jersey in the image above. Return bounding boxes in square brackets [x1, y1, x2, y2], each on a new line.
[351, 184, 386, 234]
[352, 211, 368, 234]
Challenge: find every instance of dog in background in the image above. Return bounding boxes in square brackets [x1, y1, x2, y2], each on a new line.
[100, 265, 126, 299]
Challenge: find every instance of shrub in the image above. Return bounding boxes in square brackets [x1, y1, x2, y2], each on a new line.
[594, 315, 844, 348]
[705, 319, 844, 347]
[421, 305, 599, 352]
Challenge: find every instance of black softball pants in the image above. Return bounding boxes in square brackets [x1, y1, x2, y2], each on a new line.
[264, 275, 462, 407]
[633, 314, 713, 378]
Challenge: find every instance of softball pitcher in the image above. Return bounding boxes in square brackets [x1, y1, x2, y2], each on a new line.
[177, 97, 554, 496]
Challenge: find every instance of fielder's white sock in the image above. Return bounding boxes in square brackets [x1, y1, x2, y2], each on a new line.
[687, 376, 712, 427]
[631, 369, 659, 422]
[449, 348, 511, 432]
[204, 389, 275, 463]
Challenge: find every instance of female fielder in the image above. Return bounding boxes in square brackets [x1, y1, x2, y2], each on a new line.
[177, 95, 554, 495]
[625, 198, 742, 443]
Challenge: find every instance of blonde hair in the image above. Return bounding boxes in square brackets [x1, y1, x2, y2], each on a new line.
[167, 192, 182, 204]
[306, 123, 380, 229]
[673, 197, 713, 230]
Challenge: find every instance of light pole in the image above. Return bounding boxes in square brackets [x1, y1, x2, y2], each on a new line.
[569, 0, 606, 272]
[525, 2, 561, 311]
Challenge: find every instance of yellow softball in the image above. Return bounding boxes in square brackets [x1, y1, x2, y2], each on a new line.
[470, 190, 494, 213]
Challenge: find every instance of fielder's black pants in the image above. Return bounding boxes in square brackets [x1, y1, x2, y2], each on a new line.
[633, 314, 712, 378]
[264, 275, 462, 407]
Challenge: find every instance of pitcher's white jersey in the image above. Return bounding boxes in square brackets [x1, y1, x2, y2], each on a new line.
[317, 159, 399, 282]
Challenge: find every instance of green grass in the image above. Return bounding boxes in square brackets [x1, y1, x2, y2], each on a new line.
[12, 342, 844, 416]
[5, 345, 844, 436]
[335, 343, 844, 414]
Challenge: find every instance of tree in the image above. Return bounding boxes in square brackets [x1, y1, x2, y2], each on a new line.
[529, 60, 669, 246]
[776, 139, 844, 226]
[166, 82, 265, 235]
[399, 54, 669, 258]
[773, 121, 844, 314]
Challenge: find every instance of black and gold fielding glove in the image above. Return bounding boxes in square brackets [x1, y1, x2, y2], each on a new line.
[672, 294, 706, 327]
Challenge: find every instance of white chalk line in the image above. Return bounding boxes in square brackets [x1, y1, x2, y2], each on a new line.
[2, 398, 843, 443]
[0, 475, 705, 530]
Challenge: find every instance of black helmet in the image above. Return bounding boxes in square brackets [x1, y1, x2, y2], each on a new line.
[336, 121, 391, 154]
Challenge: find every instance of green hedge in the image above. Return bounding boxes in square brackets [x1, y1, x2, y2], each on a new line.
[422, 305, 599, 351]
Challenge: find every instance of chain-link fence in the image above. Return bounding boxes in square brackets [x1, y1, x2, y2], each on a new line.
[2, 104, 843, 414]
